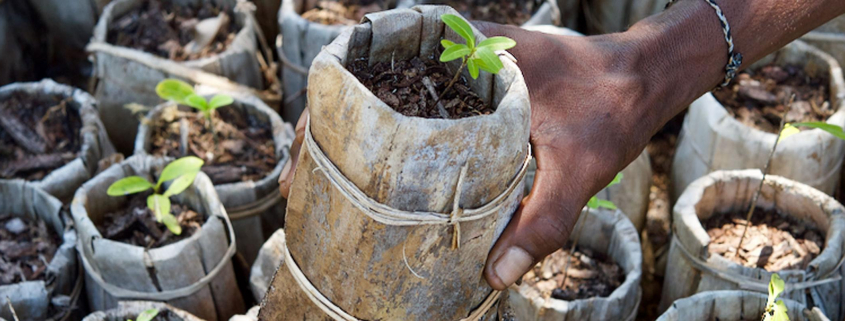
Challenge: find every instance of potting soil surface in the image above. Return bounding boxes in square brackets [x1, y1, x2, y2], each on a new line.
[0, 214, 60, 285]
[98, 192, 206, 248]
[107, 0, 238, 61]
[703, 208, 824, 271]
[148, 107, 277, 184]
[434, 0, 539, 25]
[522, 245, 625, 301]
[301, 0, 385, 25]
[0, 92, 81, 181]
[712, 64, 833, 133]
[348, 56, 494, 119]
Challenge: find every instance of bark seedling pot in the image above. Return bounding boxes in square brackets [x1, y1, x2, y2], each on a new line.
[260, 6, 531, 320]
[657, 290, 830, 321]
[71, 155, 245, 321]
[249, 228, 285, 302]
[81, 301, 204, 321]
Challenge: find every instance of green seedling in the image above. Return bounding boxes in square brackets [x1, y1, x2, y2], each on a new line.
[155, 79, 233, 129]
[438, 14, 516, 101]
[129, 308, 160, 321]
[763, 274, 789, 321]
[736, 94, 845, 252]
[107, 156, 204, 235]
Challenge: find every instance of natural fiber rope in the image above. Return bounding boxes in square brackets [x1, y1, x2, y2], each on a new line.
[671, 235, 844, 293]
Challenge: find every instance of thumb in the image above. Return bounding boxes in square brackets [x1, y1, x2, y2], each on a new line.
[483, 158, 587, 290]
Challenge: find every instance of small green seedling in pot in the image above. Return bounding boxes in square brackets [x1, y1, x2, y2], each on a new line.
[763, 274, 789, 321]
[128, 308, 160, 321]
[438, 14, 516, 100]
[107, 156, 204, 235]
[155, 79, 234, 131]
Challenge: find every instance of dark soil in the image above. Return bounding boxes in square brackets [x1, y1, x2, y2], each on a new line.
[713, 64, 833, 133]
[98, 192, 206, 248]
[107, 0, 238, 61]
[703, 208, 824, 271]
[148, 107, 277, 184]
[301, 0, 386, 25]
[522, 244, 625, 301]
[348, 56, 494, 119]
[0, 92, 82, 181]
[436, 0, 540, 25]
[0, 214, 61, 285]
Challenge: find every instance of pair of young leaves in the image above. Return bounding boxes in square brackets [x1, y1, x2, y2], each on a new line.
[155, 79, 233, 119]
[764, 274, 789, 321]
[129, 308, 159, 321]
[439, 14, 516, 79]
[106, 157, 205, 235]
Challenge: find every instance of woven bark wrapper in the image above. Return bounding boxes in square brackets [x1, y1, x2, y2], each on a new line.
[657, 290, 829, 321]
[0, 180, 79, 321]
[260, 6, 530, 320]
[672, 40, 845, 200]
[506, 208, 643, 321]
[71, 155, 244, 321]
[661, 170, 845, 320]
[0, 79, 116, 202]
[81, 301, 204, 321]
[135, 92, 295, 264]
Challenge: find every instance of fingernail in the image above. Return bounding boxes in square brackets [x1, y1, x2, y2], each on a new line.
[280, 160, 292, 182]
[493, 247, 533, 287]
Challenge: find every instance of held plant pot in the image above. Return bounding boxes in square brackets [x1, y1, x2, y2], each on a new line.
[260, 6, 530, 320]
[135, 92, 295, 265]
[660, 170, 845, 320]
[671, 40, 845, 200]
[88, 0, 271, 153]
[0, 180, 80, 321]
[71, 155, 244, 321]
[0, 79, 116, 202]
[81, 301, 204, 321]
[657, 290, 830, 321]
[249, 228, 285, 302]
[506, 208, 642, 321]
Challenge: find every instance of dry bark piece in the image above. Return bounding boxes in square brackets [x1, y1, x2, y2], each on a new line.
[522, 245, 625, 301]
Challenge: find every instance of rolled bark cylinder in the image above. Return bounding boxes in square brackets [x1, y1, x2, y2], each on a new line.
[671, 40, 845, 200]
[81, 301, 204, 321]
[135, 92, 295, 265]
[250, 229, 286, 302]
[0, 79, 116, 202]
[71, 155, 245, 321]
[660, 169, 845, 320]
[260, 6, 530, 320]
[88, 0, 271, 153]
[506, 207, 642, 320]
[657, 290, 829, 321]
[0, 180, 80, 321]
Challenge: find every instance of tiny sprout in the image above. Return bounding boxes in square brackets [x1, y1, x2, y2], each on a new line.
[107, 156, 204, 235]
[763, 274, 789, 321]
[587, 172, 623, 210]
[129, 308, 160, 321]
[155, 79, 233, 126]
[439, 14, 516, 79]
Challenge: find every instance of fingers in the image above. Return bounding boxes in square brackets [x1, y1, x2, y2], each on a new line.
[278, 108, 309, 198]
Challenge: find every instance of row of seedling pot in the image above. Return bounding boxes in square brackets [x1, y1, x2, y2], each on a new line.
[0, 75, 293, 320]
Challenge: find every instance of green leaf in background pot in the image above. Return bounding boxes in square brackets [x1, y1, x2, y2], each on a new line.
[147, 194, 172, 222]
[607, 172, 623, 188]
[768, 274, 785, 306]
[778, 123, 800, 143]
[440, 44, 471, 62]
[596, 199, 617, 210]
[208, 94, 234, 110]
[156, 79, 195, 103]
[474, 46, 503, 74]
[478, 36, 516, 52]
[157, 156, 204, 190]
[162, 213, 182, 235]
[441, 14, 474, 48]
[587, 196, 599, 209]
[107, 176, 153, 196]
[791, 122, 845, 141]
[136, 308, 160, 321]
[163, 171, 200, 198]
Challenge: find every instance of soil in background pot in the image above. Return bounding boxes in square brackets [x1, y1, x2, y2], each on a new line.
[0, 214, 61, 285]
[348, 55, 494, 119]
[703, 208, 824, 271]
[712, 64, 833, 133]
[0, 92, 82, 181]
[301, 0, 387, 25]
[98, 192, 206, 248]
[434, 0, 541, 26]
[107, 0, 239, 61]
[148, 107, 277, 185]
[522, 244, 626, 301]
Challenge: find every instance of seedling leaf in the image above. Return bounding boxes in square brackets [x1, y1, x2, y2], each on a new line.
[163, 171, 199, 198]
[770, 300, 789, 321]
[147, 194, 171, 222]
[596, 199, 617, 210]
[156, 156, 204, 190]
[768, 274, 785, 306]
[161, 212, 182, 235]
[107, 176, 154, 196]
[474, 46, 503, 74]
[478, 36, 517, 52]
[607, 172, 623, 188]
[156, 79, 195, 103]
[184, 93, 208, 111]
[441, 14, 474, 48]
[441, 39, 456, 49]
[467, 58, 480, 79]
[791, 122, 845, 141]
[208, 94, 234, 110]
[440, 44, 471, 62]
[586, 196, 599, 209]
[778, 124, 800, 143]
[136, 308, 160, 321]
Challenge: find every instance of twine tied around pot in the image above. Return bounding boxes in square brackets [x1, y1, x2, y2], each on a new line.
[286, 118, 533, 320]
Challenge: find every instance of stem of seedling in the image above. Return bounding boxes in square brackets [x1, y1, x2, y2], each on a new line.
[435, 58, 468, 108]
[558, 207, 589, 290]
[735, 94, 795, 256]
[204, 110, 218, 146]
